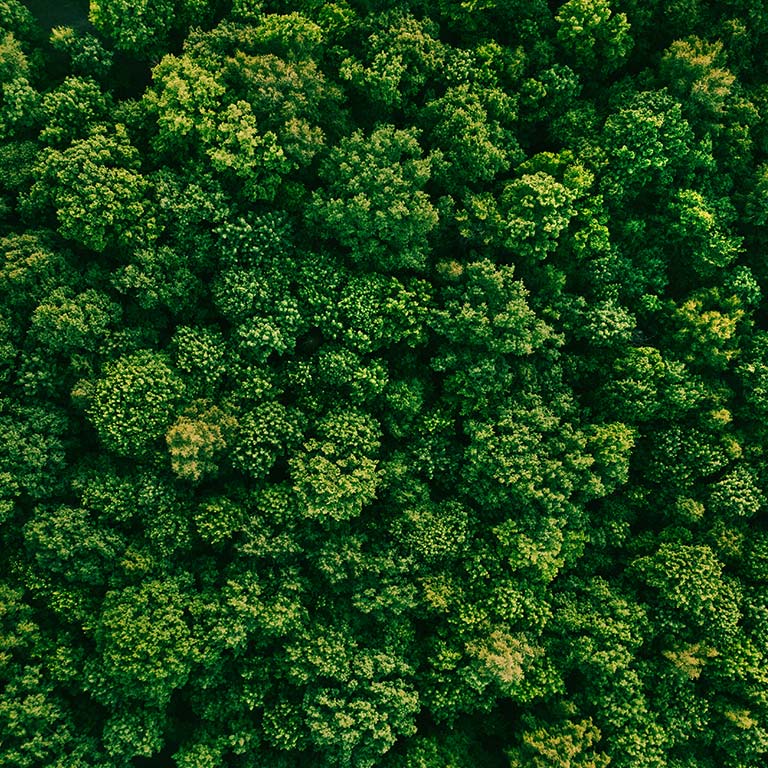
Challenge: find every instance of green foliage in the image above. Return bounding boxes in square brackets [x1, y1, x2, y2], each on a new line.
[602, 89, 697, 200]
[432, 259, 553, 355]
[309, 124, 437, 271]
[632, 544, 742, 640]
[508, 715, 611, 768]
[230, 399, 301, 479]
[0, 30, 40, 140]
[556, 0, 633, 75]
[501, 168, 581, 261]
[0, 401, 68, 500]
[49, 27, 113, 80]
[291, 409, 381, 521]
[90, 0, 215, 58]
[4, 3, 768, 768]
[339, 12, 445, 111]
[25, 125, 159, 251]
[93, 578, 195, 705]
[422, 83, 521, 191]
[87, 350, 185, 457]
[29, 288, 121, 353]
[660, 36, 735, 122]
[111, 244, 204, 315]
[166, 404, 233, 482]
[39, 76, 111, 146]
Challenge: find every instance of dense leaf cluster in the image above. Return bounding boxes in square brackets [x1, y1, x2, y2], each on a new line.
[2, 0, 768, 766]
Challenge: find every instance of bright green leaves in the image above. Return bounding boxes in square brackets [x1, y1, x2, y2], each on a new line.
[284, 627, 419, 767]
[0, 402, 68, 502]
[91, 0, 175, 57]
[551, 577, 648, 681]
[111, 243, 205, 315]
[432, 259, 554, 356]
[600, 346, 710, 422]
[310, 124, 437, 272]
[556, 0, 632, 76]
[207, 100, 288, 201]
[0, 585, 89, 768]
[49, 26, 113, 80]
[171, 325, 227, 397]
[340, 12, 445, 111]
[464, 629, 541, 700]
[224, 50, 338, 168]
[0, 231, 77, 314]
[392, 500, 468, 562]
[166, 405, 234, 483]
[0, 29, 39, 141]
[94, 579, 194, 705]
[4, 4, 768, 768]
[508, 715, 611, 768]
[26, 126, 158, 252]
[292, 409, 382, 522]
[90, 0, 214, 58]
[737, 331, 768, 420]
[660, 37, 736, 122]
[632, 544, 742, 641]
[24, 505, 123, 587]
[463, 399, 597, 522]
[214, 212, 305, 362]
[668, 189, 742, 279]
[602, 90, 697, 201]
[29, 288, 121, 355]
[231, 400, 301, 480]
[338, 273, 432, 353]
[501, 168, 581, 262]
[422, 84, 520, 192]
[586, 422, 635, 492]
[149, 17, 340, 197]
[86, 350, 184, 458]
[668, 288, 746, 371]
[149, 52, 227, 156]
[304, 679, 419, 768]
[707, 464, 764, 520]
[39, 76, 111, 147]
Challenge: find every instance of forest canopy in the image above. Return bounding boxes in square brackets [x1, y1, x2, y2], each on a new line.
[2, 0, 768, 766]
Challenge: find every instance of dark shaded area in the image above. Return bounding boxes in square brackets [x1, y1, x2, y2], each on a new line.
[21, 0, 90, 30]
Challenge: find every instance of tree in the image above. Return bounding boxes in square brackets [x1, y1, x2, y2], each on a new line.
[339, 12, 446, 111]
[90, 0, 219, 59]
[111, 244, 205, 317]
[29, 288, 121, 354]
[556, 0, 633, 76]
[92, 578, 195, 706]
[631, 544, 742, 642]
[508, 715, 611, 768]
[230, 400, 302, 480]
[86, 350, 185, 457]
[0, 29, 40, 141]
[500, 167, 581, 263]
[308, 124, 438, 272]
[660, 37, 736, 123]
[166, 404, 234, 483]
[422, 84, 520, 193]
[3, 2, 768, 767]
[24, 125, 160, 252]
[49, 26, 113, 81]
[431, 259, 554, 357]
[291, 409, 382, 522]
[38, 76, 112, 147]
[601, 89, 697, 201]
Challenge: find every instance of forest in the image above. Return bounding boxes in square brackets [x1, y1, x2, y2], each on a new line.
[1, 0, 768, 765]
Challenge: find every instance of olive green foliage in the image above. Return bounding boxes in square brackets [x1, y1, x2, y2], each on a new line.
[3, 1, 768, 767]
